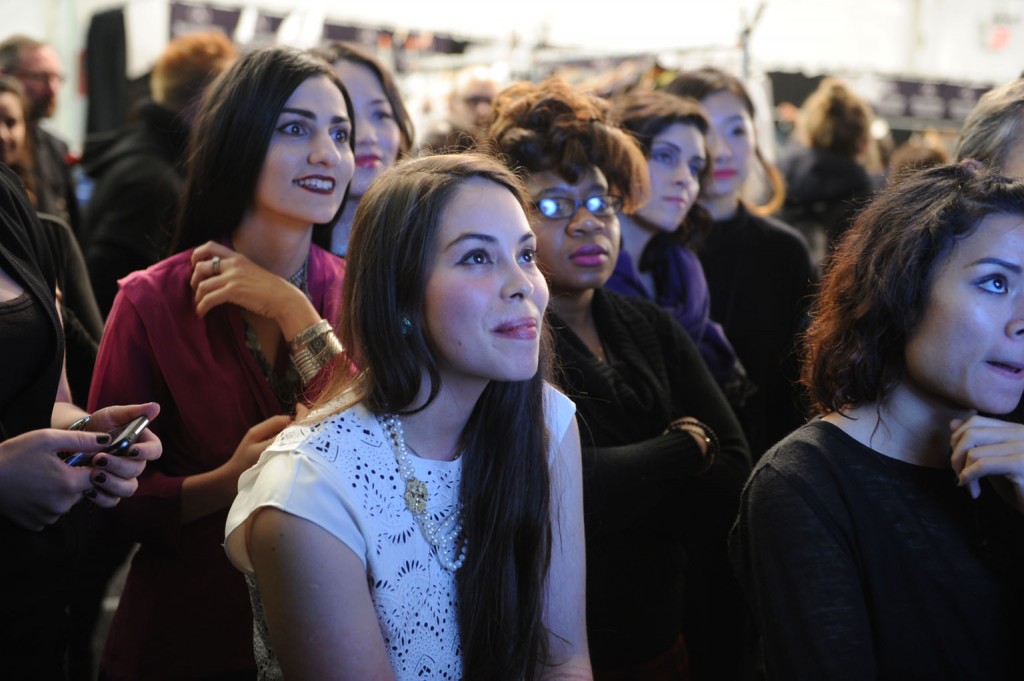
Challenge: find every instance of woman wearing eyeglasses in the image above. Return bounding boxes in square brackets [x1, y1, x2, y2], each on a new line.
[487, 78, 751, 680]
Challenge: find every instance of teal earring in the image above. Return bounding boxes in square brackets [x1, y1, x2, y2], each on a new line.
[400, 316, 413, 336]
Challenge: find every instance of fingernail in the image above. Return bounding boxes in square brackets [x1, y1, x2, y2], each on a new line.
[93, 473, 107, 484]
[96, 434, 111, 444]
[84, 489, 97, 499]
[94, 457, 109, 468]
[129, 449, 140, 458]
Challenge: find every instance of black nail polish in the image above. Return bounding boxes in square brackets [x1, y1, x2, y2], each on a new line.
[96, 434, 111, 444]
[84, 489, 97, 499]
[95, 457, 109, 468]
[129, 449, 141, 458]
[93, 473, 107, 484]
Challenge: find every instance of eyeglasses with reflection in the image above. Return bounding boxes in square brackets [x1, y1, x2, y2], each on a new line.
[534, 194, 623, 221]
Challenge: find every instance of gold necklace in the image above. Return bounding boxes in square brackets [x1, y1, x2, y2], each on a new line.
[379, 414, 467, 571]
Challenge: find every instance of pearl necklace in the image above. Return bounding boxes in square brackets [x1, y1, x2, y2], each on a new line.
[379, 414, 467, 571]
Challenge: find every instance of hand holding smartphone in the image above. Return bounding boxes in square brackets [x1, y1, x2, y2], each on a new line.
[61, 415, 150, 467]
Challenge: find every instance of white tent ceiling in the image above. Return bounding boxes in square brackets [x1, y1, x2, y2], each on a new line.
[8, 0, 1024, 147]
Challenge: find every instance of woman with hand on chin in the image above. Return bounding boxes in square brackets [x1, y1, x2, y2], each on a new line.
[310, 42, 414, 257]
[226, 153, 590, 681]
[731, 161, 1024, 680]
[88, 47, 354, 681]
[487, 78, 751, 680]
[611, 89, 751, 409]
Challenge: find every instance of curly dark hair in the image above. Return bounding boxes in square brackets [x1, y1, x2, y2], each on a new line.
[485, 77, 649, 211]
[613, 89, 714, 243]
[803, 160, 1024, 415]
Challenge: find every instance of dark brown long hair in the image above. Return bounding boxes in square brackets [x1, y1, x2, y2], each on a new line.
[170, 47, 354, 254]
[314, 152, 554, 681]
[613, 89, 714, 243]
[309, 41, 415, 157]
[663, 67, 786, 216]
[802, 161, 1024, 415]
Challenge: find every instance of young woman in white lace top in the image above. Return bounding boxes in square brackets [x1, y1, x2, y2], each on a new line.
[225, 153, 591, 681]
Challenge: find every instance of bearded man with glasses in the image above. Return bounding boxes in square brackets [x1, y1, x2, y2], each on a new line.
[0, 34, 79, 235]
[420, 64, 502, 154]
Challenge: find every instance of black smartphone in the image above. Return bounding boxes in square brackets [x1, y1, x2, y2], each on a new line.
[61, 415, 150, 467]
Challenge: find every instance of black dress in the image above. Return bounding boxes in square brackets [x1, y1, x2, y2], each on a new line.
[0, 164, 81, 681]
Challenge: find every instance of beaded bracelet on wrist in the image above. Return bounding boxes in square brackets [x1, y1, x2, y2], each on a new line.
[667, 417, 719, 475]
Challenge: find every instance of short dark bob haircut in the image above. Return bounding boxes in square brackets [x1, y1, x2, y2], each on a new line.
[171, 46, 353, 253]
[803, 160, 1024, 415]
[613, 89, 714, 242]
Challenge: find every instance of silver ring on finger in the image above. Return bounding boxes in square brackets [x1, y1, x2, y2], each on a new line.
[211, 256, 221, 276]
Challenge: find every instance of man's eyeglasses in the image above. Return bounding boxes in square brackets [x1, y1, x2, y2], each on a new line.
[14, 69, 66, 86]
[461, 95, 493, 108]
[534, 194, 623, 221]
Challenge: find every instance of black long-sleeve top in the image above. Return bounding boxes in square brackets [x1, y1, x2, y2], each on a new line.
[698, 204, 818, 460]
[731, 421, 1024, 680]
[81, 99, 189, 317]
[549, 288, 752, 678]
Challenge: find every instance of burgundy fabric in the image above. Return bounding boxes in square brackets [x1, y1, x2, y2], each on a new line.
[88, 244, 344, 680]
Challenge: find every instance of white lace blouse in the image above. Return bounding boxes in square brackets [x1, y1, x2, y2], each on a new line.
[225, 383, 576, 681]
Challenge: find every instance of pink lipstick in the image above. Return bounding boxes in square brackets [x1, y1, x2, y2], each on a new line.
[355, 154, 382, 169]
[570, 244, 608, 267]
[493, 317, 538, 339]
